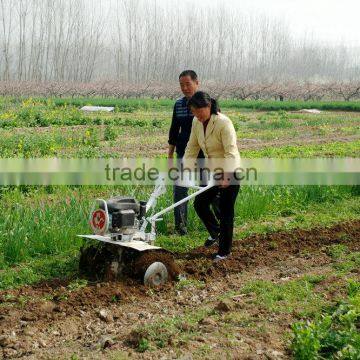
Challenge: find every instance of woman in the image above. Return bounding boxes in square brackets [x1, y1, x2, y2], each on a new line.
[184, 91, 241, 261]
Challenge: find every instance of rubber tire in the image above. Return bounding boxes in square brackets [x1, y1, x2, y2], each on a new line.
[143, 262, 169, 286]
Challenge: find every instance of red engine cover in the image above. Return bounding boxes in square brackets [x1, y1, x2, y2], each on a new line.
[90, 209, 108, 235]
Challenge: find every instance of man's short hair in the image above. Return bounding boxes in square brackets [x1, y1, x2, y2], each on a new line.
[179, 70, 198, 81]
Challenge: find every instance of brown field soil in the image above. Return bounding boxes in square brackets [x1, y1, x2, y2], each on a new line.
[237, 134, 360, 150]
[0, 220, 359, 359]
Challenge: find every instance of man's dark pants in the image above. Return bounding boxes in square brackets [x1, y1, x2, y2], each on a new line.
[173, 184, 188, 229]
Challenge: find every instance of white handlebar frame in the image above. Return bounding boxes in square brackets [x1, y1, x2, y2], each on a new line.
[139, 182, 215, 240]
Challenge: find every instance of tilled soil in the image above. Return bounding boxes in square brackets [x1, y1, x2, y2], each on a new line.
[180, 220, 360, 279]
[0, 220, 359, 359]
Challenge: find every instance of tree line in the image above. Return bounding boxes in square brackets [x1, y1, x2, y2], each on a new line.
[0, 0, 359, 84]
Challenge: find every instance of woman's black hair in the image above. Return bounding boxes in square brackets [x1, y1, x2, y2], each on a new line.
[187, 91, 219, 115]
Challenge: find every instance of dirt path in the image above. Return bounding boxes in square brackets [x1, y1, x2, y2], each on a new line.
[237, 134, 360, 151]
[0, 221, 359, 359]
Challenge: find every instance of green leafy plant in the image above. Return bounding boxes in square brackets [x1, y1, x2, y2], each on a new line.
[291, 284, 360, 359]
[104, 125, 118, 141]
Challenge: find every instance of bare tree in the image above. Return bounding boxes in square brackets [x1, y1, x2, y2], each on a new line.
[0, 0, 13, 80]
[0, 0, 359, 83]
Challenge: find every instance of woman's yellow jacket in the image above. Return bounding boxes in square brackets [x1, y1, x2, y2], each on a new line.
[183, 113, 241, 172]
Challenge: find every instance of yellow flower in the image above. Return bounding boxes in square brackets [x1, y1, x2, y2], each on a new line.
[22, 98, 34, 107]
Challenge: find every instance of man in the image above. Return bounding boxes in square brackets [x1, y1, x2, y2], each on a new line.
[168, 70, 198, 235]
[168, 70, 220, 238]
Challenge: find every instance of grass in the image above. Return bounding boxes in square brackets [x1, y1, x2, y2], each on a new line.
[17, 97, 360, 112]
[289, 113, 360, 126]
[325, 244, 360, 275]
[240, 140, 360, 158]
[0, 251, 78, 290]
[0, 188, 87, 266]
[222, 100, 360, 112]
[130, 307, 212, 351]
[175, 278, 206, 290]
[241, 277, 325, 317]
[250, 110, 294, 129]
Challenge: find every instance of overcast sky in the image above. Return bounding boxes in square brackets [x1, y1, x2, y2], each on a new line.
[194, 0, 360, 46]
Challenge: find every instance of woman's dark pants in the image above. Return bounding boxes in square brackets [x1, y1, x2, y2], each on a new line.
[194, 184, 240, 256]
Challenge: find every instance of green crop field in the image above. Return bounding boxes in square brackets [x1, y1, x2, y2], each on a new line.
[0, 97, 359, 158]
[0, 97, 359, 359]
